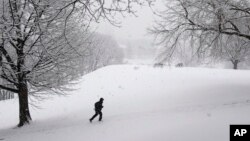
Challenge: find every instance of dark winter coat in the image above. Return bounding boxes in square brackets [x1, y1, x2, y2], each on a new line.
[95, 101, 103, 111]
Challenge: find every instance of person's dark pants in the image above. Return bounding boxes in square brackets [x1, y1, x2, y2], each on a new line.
[90, 110, 102, 121]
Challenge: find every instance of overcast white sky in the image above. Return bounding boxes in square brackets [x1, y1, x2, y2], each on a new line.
[96, 5, 156, 40]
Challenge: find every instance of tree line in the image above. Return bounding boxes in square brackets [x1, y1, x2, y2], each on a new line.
[0, 90, 14, 101]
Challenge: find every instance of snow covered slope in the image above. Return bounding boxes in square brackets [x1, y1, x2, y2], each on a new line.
[1, 65, 250, 141]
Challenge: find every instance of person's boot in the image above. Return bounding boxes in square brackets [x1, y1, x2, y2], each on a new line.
[89, 119, 92, 123]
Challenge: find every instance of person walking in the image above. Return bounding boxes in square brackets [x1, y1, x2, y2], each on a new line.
[89, 98, 104, 122]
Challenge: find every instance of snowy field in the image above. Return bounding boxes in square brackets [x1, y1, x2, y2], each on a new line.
[1, 65, 250, 141]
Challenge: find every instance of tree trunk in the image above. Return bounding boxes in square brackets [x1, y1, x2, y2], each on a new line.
[17, 82, 32, 127]
[232, 60, 239, 70]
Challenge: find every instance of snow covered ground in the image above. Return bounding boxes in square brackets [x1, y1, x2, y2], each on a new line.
[1, 65, 250, 141]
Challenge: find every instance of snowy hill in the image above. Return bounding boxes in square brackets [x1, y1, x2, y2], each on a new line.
[1, 65, 250, 141]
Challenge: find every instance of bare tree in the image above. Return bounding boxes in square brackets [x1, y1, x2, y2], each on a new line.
[0, 0, 90, 127]
[220, 35, 250, 69]
[150, 0, 250, 64]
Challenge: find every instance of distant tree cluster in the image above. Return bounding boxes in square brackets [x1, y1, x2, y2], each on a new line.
[0, 79, 14, 101]
[150, 0, 250, 69]
[66, 33, 125, 77]
[0, 90, 14, 101]
[87, 34, 124, 71]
